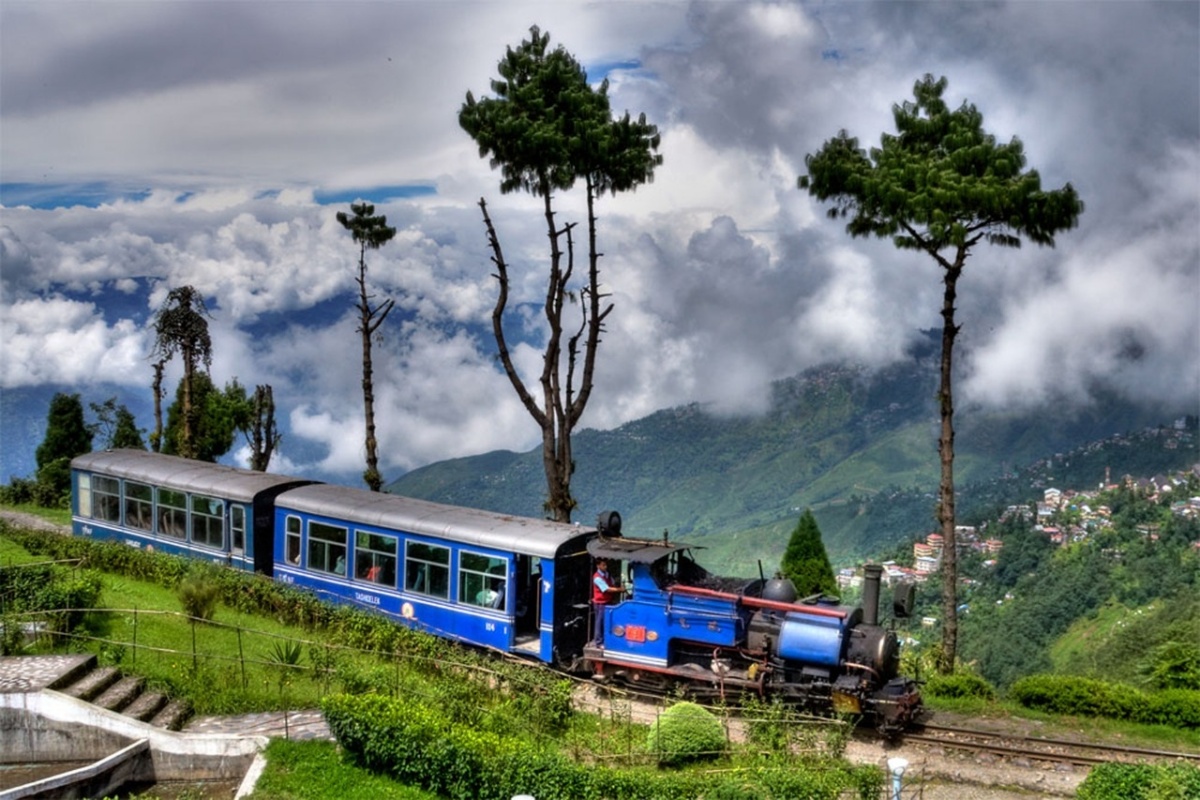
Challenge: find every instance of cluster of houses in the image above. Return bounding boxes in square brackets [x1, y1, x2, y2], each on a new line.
[835, 462, 1200, 602]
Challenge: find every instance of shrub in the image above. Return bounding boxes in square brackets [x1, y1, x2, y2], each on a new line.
[1010, 674, 1200, 729]
[645, 701, 726, 766]
[178, 574, 221, 621]
[924, 671, 997, 701]
[1077, 762, 1200, 800]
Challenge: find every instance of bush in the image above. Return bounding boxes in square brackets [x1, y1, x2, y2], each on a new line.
[1077, 762, 1200, 800]
[178, 574, 221, 621]
[1010, 674, 1200, 729]
[924, 671, 997, 701]
[646, 701, 726, 766]
[324, 693, 877, 800]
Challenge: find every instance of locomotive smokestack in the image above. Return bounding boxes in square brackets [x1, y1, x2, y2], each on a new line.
[862, 564, 882, 626]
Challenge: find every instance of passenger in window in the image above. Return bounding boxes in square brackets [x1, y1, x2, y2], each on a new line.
[334, 555, 346, 575]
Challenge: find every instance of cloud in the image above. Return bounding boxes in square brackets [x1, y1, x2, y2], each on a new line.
[0, 296, 148, 387]
[1, 1, 1196, 484]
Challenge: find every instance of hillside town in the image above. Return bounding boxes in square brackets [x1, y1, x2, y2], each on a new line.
[838, 440, 1200, 603]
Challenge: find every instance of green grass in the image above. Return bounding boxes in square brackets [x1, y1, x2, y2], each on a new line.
[1049, 600, 1159, 675]
[0, 534, 45, 565]
[247, 739, 440, 800]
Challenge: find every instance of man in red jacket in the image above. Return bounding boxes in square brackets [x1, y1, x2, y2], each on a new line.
[591, 558, 625, 647]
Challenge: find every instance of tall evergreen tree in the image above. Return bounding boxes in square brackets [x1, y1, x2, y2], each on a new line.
[35, 392, 93, 503]
[460, 25, 662, 521]
[336, 202, 397, 492]
[151, 286, 213, 459]
[779, 509, 837, 598]
[799, 75, 1083, 672]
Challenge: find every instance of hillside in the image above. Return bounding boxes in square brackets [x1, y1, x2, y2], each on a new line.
[390, 353, 1198, 575]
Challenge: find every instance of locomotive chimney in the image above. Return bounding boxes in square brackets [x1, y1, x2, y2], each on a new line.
[862, 564, 883, 626]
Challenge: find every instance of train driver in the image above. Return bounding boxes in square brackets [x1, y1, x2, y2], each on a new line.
[590, 558, 625, 647]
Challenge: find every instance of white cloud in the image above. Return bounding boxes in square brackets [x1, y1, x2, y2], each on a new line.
[0, 297, 148, 387]
[1, 1, 1196, 483]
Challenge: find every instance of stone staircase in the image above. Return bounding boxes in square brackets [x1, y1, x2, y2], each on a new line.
[48, 655, 192, 730]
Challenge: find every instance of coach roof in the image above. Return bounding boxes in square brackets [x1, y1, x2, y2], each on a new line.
[71, 449, 313, 501]
[276, 483, 595, 559]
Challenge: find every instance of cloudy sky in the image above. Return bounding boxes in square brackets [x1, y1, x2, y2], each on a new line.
[2, 0, 1197, 484]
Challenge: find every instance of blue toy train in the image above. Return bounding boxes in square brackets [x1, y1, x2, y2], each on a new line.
[70, 449, 922, 733]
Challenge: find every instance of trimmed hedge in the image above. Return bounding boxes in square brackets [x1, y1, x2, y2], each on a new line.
[646, 701, 726, 765]
[923, 672, 997, 701]
[323, 693, 882, 800]
[1077, 762, 1200, 800]
[1009, 674, 1200, 729]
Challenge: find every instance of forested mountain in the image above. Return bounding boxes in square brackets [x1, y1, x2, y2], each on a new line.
[390, 345, 1198, 576]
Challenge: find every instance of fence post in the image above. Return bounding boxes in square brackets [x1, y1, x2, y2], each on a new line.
[238, 626, 246, 690]
[132, 608, 138, 668]
[190, 616, 198, 674]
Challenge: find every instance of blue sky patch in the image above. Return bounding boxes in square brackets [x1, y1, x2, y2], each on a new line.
[0, 182, 151, 209]
[315, 185, 437, 206]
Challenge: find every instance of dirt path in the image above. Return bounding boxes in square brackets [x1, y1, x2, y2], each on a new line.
[0, 508, 70, 534]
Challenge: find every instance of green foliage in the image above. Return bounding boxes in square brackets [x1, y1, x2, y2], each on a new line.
[252, 738, 441, 800]
[323, 693, 874, 800]
[1140, 640, 1200, 691]
[1077, 762, 1200, 800]
[645, 701, 726, 766]
[459, 25, 661, 199]
[177, 574, 221, 620]
[924, 671, 997, 701]
[0, 559, 103, 643]
[89, 397, 146, 451]
[32, 392, 93, 505]
[779, 508, 837, 597]
[800, 74, 1083, 252]
[162, 373, 250, 462]
[1009, 674, 1200, 729]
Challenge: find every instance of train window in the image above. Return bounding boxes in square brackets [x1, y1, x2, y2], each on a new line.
[285, 516, 301, 565]
[93, 476, 121, 523]
[309, 521, 348, 576]
[459, 551, 507, 611]
[125, 482, 153, 531]
[157, 489, 188, 539]
[231, 506, 246, 553]
[405, 541, 449, 599]
[191, 494, 224, 549]
[355, 531, 396, 586]
[78, 474, 92, 517]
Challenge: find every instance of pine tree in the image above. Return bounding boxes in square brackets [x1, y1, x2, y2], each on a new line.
[336, 202, 397, 492]
[460, 25, 662, 521]
[799, 75, 1083, 671]
[779, 509, 837, 598]
[35, 392, 93, 504]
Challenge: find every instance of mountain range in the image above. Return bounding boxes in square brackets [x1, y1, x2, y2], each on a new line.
[388, 339, 1197, 576]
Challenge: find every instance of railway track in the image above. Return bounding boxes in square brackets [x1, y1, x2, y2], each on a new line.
[903, 720, 1200, 767]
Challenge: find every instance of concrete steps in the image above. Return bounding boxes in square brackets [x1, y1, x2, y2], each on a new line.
[51, 655, 193, 731]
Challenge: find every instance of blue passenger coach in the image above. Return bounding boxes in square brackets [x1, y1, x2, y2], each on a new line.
[71, 450, 313, 574]
[272, 484, 597, 663]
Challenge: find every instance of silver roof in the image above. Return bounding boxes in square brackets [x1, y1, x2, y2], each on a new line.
[71, 450, 310, 502]
[587, 536, 696, 564]
[277, 483, 596, 559]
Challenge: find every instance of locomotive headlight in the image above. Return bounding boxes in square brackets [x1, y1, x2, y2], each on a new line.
[646, 630, 658, 641]
[612, 625, 625, 637]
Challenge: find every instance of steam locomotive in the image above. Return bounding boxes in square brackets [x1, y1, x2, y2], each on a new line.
[70, 449, 921, 733]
